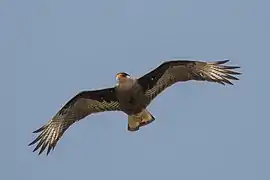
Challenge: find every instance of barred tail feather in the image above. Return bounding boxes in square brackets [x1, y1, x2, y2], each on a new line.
[127, 109, 155, 131]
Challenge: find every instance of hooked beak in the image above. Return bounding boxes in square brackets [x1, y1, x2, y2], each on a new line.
[116, 73, 123, 81]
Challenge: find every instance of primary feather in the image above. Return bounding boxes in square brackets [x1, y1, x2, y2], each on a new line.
[28, 88, 120, 155]
[137, 59, 241, 103]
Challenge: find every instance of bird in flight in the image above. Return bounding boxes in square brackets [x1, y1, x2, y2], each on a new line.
[29, 59, 241, 155]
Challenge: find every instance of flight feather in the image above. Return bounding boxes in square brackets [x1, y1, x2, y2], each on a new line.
[28, 88, 120, 155]
[137, 59, 241, 103]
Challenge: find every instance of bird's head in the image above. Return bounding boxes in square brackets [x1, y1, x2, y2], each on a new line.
[115, 72, 131, 83]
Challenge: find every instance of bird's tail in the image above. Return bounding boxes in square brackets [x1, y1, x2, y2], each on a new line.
[128, 109, 155, 131]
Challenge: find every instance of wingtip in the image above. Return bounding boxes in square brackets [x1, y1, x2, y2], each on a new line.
[28, 138, 38, 146]
[33, 146, 39, 153]
[214, 59, 230, 64]
[46, 145, 53, 155]
[29, 143, 53, 156]
[32, 126, 45, 133]
[223, 66, 241, 70]
[218, 80, 234, 86]
[228, 81, 234, 85]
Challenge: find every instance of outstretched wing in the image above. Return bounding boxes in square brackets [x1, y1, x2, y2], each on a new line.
[28, 87, 120, 155]
[137, 59, 241, 103]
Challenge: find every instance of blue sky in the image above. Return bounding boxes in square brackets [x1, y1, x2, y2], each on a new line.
[2, 0, 269, 179]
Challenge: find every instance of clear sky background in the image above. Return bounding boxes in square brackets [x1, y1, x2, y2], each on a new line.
[2, 0, 269, 179]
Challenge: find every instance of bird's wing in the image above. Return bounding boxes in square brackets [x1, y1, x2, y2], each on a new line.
[137, 59, 241, 103]
[28, 87, 120, 155]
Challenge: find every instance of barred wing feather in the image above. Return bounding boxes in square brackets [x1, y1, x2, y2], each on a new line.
[137, 59, 241, 103]
[28, 88, 120, 155]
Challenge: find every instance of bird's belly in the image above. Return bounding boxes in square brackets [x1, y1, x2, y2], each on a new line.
[118, 93, 146, 115]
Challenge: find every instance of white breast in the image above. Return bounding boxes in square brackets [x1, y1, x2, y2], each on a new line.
[118, 78, 137, 90]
